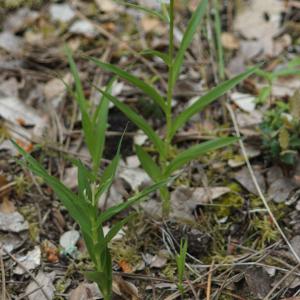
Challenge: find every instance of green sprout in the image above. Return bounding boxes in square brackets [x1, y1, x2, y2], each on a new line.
[176, 238, 188, 296]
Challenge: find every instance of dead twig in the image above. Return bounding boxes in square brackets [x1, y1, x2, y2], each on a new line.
[206, 259, 214, 300]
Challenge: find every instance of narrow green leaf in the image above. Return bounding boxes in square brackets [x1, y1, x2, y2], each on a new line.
[81, 230, 97, 265]
[91, 78, 115, 172]
[171, 66, 258, 138]
[13, 141, 94, 235]
[213, 0, 225, 80]
[172, 0, 209, 86]
[135, 145, 161, 181]
[116, 1, 168, 21]
[76, 160, 92, 202]
[65, 46, 94, 158]
[164, 137, 237, 176]
[88, 58, 167, 112]
[105, 214, 133, 243]
[141, 49, 170, 66]
[273, 68, 300, 77]
[92, 86, 166, 158]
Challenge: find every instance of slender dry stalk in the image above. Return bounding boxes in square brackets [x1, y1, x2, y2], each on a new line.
[206, 259, 215, 300]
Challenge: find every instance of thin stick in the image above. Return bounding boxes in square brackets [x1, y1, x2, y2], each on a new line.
[206, 259, 214, 300]
[226, 103, 300, 264]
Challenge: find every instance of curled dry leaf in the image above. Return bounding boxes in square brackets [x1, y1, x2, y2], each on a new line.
[113, 275, 140, 300]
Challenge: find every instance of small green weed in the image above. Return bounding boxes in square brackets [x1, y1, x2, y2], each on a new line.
[255, 57, 300, 104]
[260, 95, 300, 165]
[176, 238, 188, 296]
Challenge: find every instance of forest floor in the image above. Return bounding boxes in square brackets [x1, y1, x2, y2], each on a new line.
[1, 0, 300, 299]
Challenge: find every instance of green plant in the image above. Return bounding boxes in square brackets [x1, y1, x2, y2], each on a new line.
[88, 0, 257, 216]
[176, 238, 188, 296]
[260, 97, 300, 165]
[13, 49, 169, 299]
[255, 57, 300, 104]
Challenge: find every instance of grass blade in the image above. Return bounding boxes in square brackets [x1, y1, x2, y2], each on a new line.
[172, 0, 208, 87]
[135, 145, 161, 181]
[171, 66, 258, 138]
[89, 58, 167, 112]
[76, 160, 92, 202]
[164, 137, 237, 176]
[93, 86, 166, 158]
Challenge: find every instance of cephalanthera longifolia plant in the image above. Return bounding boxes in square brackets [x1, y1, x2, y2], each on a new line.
[88, 0, 257, 216]
[13, 48, 169, 300]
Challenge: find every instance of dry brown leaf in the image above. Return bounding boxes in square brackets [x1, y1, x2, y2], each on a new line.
[141, 16, 161, 33]
[221, 32, 240, 50]
[69, 283, 102, 300]
[0, 197, 15, 213]
[113, 275, 140, 300]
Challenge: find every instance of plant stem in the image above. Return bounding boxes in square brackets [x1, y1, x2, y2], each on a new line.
[166, 0, 174, 146]
[163, 0, 175, 217]
[213, 0, 224, 80]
